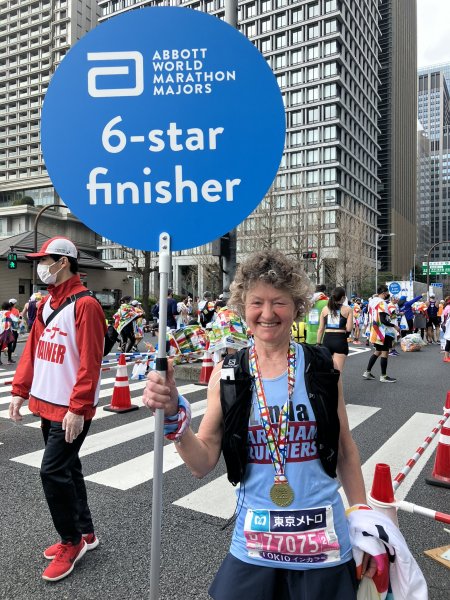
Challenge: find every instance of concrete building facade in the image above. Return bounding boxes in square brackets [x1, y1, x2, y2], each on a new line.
[98, 0, 388, 295]
[0, 0, 100, 201]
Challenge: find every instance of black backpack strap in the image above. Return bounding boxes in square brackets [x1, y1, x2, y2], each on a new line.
[45, 290, 94, 327]
[301, 343, 340, 478]
[220, 347, 253, 486]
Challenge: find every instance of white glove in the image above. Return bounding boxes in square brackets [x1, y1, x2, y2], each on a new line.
[9, 396, 26, 421]
[62, 411, 84, 444]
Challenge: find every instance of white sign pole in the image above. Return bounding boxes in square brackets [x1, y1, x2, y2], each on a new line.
[150, 232, 170, 600]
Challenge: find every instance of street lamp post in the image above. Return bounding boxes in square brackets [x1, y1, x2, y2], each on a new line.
[32, 203, 61, 292]
[375, 232, 395, 292]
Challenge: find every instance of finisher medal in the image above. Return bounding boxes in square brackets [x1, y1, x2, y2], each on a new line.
[249, 341, 297, 508]
[270, 482, 295, 507]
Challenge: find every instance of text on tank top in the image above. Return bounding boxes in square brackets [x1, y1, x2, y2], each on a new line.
[30, 299, 101, 407]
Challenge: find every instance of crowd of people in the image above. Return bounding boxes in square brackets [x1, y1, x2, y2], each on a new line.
[303, 285, 450, 382]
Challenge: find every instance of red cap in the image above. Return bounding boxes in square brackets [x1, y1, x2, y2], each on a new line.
[26, 236, 78, 260]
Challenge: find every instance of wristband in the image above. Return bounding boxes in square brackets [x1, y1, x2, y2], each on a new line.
[345, 503, 372, 517]
[164, 394, 192, 443]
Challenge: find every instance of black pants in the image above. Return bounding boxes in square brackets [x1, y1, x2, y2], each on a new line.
[40, 419, 94, 544]
[11, 330, 18, 353]
[120, 322, 136, 353]
[400, 318, 414, 338]
[3, 339, 14, 361]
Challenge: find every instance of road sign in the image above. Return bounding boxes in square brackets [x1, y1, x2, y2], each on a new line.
[41, 7, 286, 252]
[7, 252, 17, 269]
[422, 262, 450, 275]
[388, 281, 401, 295]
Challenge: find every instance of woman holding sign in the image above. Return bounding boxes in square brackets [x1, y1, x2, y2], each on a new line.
[143, 251, 376, 599]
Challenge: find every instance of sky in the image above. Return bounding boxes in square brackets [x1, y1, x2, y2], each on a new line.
[417, 0, 450, 68]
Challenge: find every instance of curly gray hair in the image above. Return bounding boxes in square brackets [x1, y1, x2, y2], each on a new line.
[229, 250, 312, 319]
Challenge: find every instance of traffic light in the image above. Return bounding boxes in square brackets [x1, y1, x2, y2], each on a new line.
[302, 251, 317, 260]
[7, 251, 17, 269]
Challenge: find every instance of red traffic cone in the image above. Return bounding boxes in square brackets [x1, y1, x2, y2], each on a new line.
[367, 463, 398, 525]
[103, 354, 139, 413]
[370, 463, 395, 503]
[198, 348, 214, 385]
[426, 415, 450, 489]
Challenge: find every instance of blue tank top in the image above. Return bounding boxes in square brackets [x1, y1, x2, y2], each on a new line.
[230, 345, 352, 570]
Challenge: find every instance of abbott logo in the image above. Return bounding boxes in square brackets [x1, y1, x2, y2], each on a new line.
[87, 51, 144, 97]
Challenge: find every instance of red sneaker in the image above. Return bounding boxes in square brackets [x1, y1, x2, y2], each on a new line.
[42, 539, 87, 582]
[44, 533, 99, 560]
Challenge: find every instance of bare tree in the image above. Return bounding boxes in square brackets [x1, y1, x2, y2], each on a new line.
[286, 189, 331, 285]
[121, 248, 158, 319]
[176, 249, 221, 299]
[250, 188, 278, 251]
[336, 199, 371, 295]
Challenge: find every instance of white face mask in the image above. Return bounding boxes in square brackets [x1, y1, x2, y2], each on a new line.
[37, 259, 63, 285]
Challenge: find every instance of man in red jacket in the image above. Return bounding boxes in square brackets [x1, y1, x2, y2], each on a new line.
[9, 236, 106, 582]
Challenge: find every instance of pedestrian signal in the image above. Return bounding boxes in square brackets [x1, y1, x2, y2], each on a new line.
[7, 252, 17, 269]
[302, 251, 317, 260]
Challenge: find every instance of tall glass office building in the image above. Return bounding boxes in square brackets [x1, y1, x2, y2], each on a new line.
[378, 0, 417, 276]
[418, 65, 450, 261]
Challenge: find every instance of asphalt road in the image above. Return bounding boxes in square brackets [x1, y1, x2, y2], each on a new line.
[0, 337, 449, 599]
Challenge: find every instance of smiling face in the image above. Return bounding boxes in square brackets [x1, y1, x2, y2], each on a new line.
[244, 281, 296, 348]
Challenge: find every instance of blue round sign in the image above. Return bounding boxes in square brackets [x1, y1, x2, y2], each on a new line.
[389, 282, 401, 295]
[41, 7, 286, 251]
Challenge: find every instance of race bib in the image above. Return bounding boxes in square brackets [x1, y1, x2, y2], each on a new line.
[244, 506, 340, 565]
[326, 313, 340, 329]
[308, 309, 319, 326]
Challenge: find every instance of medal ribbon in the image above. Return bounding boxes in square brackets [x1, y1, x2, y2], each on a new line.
[249, 340, 296, 485]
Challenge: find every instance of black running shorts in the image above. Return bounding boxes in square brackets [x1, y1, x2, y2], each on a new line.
[322, 331, 349, 356]
[374, 336, 394, 351]
[209, 553, 358, 600]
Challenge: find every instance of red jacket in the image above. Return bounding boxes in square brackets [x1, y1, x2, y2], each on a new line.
[12, 275, 106, 421]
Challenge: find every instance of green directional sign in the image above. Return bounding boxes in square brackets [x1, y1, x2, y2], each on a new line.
[7, 252, 17, 269]
[422, 262, 450, 275]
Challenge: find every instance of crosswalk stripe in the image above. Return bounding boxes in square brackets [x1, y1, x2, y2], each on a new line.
[0, 381, 204, 420]
[357, 412, 440, 503]
[345, 404, 380, 429]
[8, 403, 378, 495]
[85, 445, 183, 490]
[348, 346, 371, 356]
[173, 404, 381, 519]
[11, 400, 207, 470]
[175, 410, 441, 519]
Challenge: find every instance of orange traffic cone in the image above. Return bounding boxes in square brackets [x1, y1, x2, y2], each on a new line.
[426, 407, 450, 489]
[103, 354, 139, 413]
[198, 347, 214, 385]
[367, 463, 398, 525]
